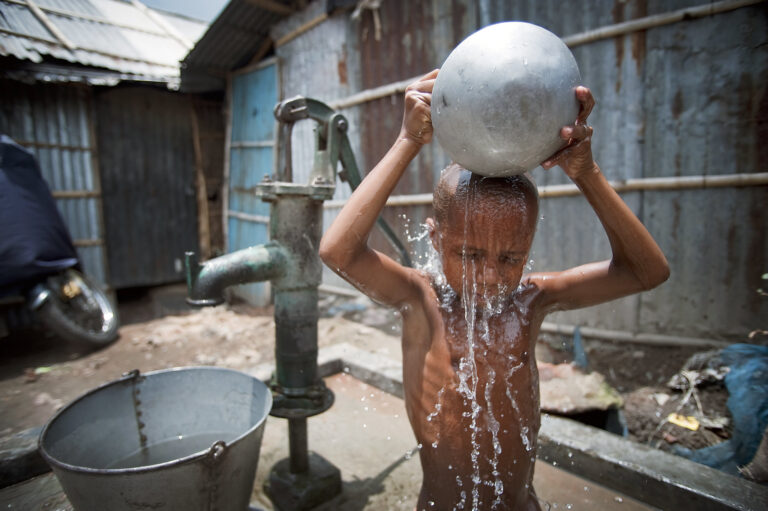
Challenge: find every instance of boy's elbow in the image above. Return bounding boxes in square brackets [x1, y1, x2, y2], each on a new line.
[318, 238, 338, 268]
[642, 258, 670, 291]
[318, 236, 352, 273]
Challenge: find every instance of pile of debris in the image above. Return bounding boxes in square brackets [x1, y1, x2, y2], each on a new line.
[623, 345, 768, 482]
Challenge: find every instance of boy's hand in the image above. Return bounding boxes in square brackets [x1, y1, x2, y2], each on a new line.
[541, 86, 597, 179]
[400, 69, 439, 145]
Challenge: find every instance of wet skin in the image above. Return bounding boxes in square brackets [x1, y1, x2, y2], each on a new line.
[319, 70, 669, 510]
[401, 195, 546, 510]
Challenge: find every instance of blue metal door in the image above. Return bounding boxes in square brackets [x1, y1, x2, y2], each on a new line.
[226, 60, 278, 305]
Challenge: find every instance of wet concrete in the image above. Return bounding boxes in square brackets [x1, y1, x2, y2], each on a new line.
[251, 373, 655, 510]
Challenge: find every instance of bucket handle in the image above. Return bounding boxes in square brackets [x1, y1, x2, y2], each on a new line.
[207, 440, 227, 461]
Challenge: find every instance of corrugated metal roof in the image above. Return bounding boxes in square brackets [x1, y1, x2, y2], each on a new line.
[180, 0, 297, 92]
[0, 0, 208, 87]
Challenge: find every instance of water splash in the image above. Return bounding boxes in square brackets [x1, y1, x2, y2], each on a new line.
[404, 443, 423, 460]
[426, 386, 446, 448]
[459, 198, 483, 510]
[420, 173, 541, 510]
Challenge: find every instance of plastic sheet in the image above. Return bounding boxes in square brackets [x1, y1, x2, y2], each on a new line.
[0, 135, 78, 295]
[675, 344, 768, 475]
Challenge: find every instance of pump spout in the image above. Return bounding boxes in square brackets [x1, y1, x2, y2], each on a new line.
[185, 243, 288, 306]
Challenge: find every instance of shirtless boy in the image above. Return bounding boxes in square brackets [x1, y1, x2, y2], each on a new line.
[319, 69, 669, 510]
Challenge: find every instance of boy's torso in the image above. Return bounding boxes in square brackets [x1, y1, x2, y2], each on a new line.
[399, 270, 545, 509]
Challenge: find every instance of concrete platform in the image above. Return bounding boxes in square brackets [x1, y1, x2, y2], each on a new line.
[255, 373, 655, 511]
[0, 372, 653, 511]
[2, 339, 767, 510]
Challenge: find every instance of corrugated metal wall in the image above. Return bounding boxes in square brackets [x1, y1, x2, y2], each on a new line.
[0, 79, 109, 288]
[95, 85, 199, 289]
[272, 0, 768, 341]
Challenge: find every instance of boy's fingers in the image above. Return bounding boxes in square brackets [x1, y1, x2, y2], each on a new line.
[542, 130, 592, 169]
[409, 69, 439, 92]
[407, 89, 432, 106]
[541, 148, 566, 169]
[575, 86, 595, 123]
[406, 79, 436, 95]
[561, 124, 591, 141]
[419, 78, 436, 94]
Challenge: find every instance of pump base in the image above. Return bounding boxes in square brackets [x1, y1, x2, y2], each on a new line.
[265, 452, 341, 511]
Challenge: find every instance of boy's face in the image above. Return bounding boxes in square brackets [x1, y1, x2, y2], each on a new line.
[430, 196, 536, 304]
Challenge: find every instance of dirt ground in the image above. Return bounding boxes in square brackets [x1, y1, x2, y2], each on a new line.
[0, 285, 732, 457]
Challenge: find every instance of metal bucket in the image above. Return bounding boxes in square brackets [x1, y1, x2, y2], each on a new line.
[39, 366, 272, 511]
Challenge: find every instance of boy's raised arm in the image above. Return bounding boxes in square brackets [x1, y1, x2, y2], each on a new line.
[319, 70, 438, 307]
[530, 87, 670, 312]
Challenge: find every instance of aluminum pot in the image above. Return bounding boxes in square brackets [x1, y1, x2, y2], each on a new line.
[432, 22, 581, 176]
[39, 366, 272, 511]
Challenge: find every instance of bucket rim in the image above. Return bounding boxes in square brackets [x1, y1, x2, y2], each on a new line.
[38, 365, 272, 475]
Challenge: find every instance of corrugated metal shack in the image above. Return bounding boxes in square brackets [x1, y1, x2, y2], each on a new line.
[182, 0, 768, 344]
[0, 0, 225, 290]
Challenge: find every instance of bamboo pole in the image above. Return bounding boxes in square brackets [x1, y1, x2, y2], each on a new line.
[314, 285, 733, 348]
[4, 0, 168, 37]
[327, 0, 764, 111]
[323, 172, 768, 209]
[227, 210, 270, 225]
[562, 0, 765, 48]
[52, 190, 101, 199]
[222, 74, 234, 248]
[72, 239, 104, 247]
[274, 13, 329, 47]
[539, 322, 731, 349]
[24, 0, 76, 50]
[329, 75, 422, 110]
[245, 0, 296, 16]
[190, 100, 211, 259]
[131, 0, 193, 49]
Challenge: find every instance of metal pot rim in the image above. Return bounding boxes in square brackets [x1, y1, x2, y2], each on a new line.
[38, 365, 272, 475]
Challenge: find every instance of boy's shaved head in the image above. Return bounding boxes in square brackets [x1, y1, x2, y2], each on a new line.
[432, 163, 539, 229]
